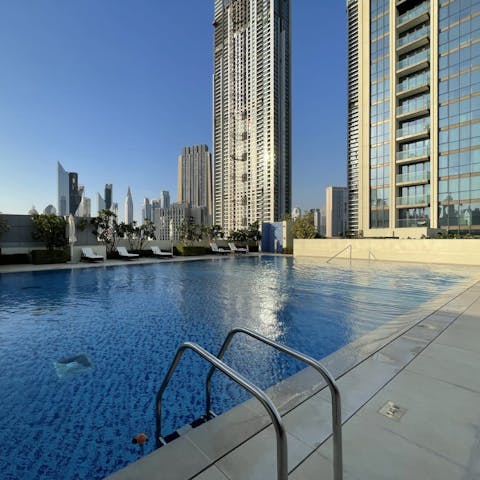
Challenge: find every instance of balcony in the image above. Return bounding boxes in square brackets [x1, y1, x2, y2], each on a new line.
[396, 98, 430, 120]
[397, 72, 430, 98]
[396, 170, 430, 185]
[397, 25, 430, 55]
[396, 122, 430, 142]
[396, 217, 430, 227]
[397, 2, 430, 33]
[397, 49, 430, 76]
[396, 146, 430, 163]
[396, 194, 430, 207]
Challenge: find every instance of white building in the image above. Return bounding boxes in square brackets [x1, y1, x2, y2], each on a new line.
[291, 207, 302, 221]
[326, 187, 348, 238]
[125, 187, 133, 224]
[213, 0, 291, 233]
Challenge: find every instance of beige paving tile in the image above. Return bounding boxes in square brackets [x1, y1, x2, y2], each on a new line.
[319, 414, 469, 480]
[192, 466, 230, 480]
[289, 450, 359, 480]
[106, 436, 212, 480]
[351, 369, 480, 470]
[215, 425, 312, 480]
[433, 321, 480, 354]
[406, 342, 480, 393]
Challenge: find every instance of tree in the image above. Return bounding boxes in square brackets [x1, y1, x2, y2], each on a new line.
[90, 209, 120, 254]
[178, 218, 201, 246]
[137, 219, 156, 251]
[32, 214, 67, 251]
[291, 212, 316, 239]
[201, 224, 224, 241]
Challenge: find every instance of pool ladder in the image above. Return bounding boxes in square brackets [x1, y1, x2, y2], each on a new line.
[155, 327, 343, 480]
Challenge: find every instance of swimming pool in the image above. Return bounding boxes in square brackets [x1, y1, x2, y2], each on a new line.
[0, 256, 468, 479]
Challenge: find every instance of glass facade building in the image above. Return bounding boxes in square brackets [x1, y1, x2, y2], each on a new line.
[347, 0, 480, 236]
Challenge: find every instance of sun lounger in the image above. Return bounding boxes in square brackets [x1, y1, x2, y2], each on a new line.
[81, 247, 104, 262]
[116, 246, 139, 259]
[210, 242, 230, 254]
[228, 242, 248, 253]
[151, 246, 173, 258]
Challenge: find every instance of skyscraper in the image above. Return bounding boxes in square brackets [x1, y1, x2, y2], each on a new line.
[159, 191, 170, 209]
[57, 161, 81, 216]
[142, 197, 152, 222]
[178, 145, 213, 219]
[326, 186, 348, 238]
[105, 184, 113, 210]
[213, 0, 291, 233]
[347, 0, 480, 237]
[125, 187, 133, 224]
[97, 193, 105, 214]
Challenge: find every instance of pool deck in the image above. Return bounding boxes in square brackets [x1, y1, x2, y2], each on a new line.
[2, 256, 479, 479]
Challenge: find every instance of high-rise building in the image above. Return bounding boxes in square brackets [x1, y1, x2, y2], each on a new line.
[213, 0, 291, 233]
[178, 145, 213, 220]
[105, 184, 113, 210]
[326, 186, 348, 238]
[347, 0, 480, 237]
[291, 207, 302, 220]
[159, 190, 170, 209]
[97, 193, 105, 214]
[57, 161, 82, 216]
[43, 204, 57, 215]
[125, 187, 133, 224]
[142, 197, 152, 222]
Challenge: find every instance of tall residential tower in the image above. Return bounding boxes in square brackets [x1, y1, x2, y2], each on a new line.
[178, 145, 213, 220]
[213, 0, 291, 233]
[347, 0, 480, 237]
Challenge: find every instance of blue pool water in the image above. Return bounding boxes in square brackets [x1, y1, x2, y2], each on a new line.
[0, 256, 466, 479]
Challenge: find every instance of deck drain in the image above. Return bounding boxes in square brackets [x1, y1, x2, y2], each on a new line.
[54, 353, 94, 379]
[378, 401, 407, 422]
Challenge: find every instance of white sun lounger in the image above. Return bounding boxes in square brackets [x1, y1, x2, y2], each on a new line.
[81, 247, 104, 262]
[151, 246, 173, 258]
[210, 242, 230, 254]
[228, 242, 248, 254]
[116, 246, 139, 259]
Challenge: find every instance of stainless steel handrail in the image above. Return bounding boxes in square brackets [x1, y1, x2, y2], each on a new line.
[205, 327, 343, 480]
[326, 244, 352, 265]
[155, 341, 288, 480]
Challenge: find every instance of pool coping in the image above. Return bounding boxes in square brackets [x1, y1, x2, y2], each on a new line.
[105, 268, 480, 479]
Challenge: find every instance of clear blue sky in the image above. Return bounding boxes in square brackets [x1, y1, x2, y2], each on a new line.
[0, 1, 347, 221]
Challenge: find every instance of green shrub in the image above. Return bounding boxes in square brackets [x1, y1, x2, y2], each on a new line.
[31, 249, 69, 264]
[176, 245, 211, 256]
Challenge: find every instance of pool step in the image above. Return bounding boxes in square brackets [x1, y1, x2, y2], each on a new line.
[158, 411, 217, 447]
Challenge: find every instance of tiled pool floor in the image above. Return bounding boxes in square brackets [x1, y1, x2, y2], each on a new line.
[105, 277, 480, 479]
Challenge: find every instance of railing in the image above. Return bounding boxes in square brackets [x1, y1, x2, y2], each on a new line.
[397, 49, 430, 70]
[205, 327, 343, 480]
[396, 122, 430, 138]
[398, 25, 429, 48]
[397, 2, 430, 26]
[396, 194, 430, 205]
[155, 342, 288, 480]
[396, 147, 430, 161]
[396, 170, 430, 183]
[326, 244, 352, 264]
[397, 72, 430, 93]
[397, 96, 430, 116]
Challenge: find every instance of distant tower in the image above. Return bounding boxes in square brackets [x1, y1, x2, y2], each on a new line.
[178, 145, 212, 219]
[43, 204, 57, 215]
[159, 191, 170, 209]
[125, 187, 134, 224]
[326, 186, 348, 238]
[97, 193, 105, 214]
[105, 184, 113, 210]
[142, 197, 152, 222]
[291, 207, 302, 221]
[57, 162, 69, 216]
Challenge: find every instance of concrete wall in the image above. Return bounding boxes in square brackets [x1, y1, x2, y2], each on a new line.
[0, 214, 98, 250]
[294, 238, 480, 266]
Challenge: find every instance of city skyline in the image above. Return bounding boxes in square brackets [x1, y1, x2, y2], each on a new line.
[0, 1, 347, 221]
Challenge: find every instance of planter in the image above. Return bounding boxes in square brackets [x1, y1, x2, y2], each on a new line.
[176, 245, 211, 256]
[31, 249, 70, 265]
[0, 253, 31, 265]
